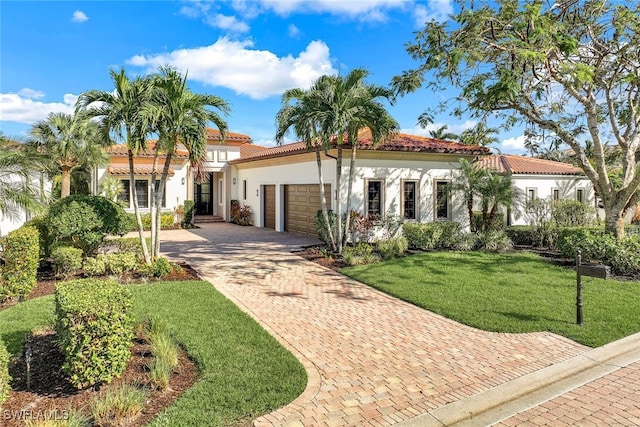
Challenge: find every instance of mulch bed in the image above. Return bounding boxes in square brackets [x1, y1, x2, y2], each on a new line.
[294, 246, 348, 272]
[1, 262, 202, 426]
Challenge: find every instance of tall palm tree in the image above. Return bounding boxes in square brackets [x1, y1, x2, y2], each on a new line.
[276, 78, 336, 251]
[29, 112, 108, 198]
[0, 136, 48, 233]
[459, 122, 500, 147]
[429, 125, 459, 141]
[76, 68, 154, 264]
[144, 66, 229, 258]
[478, 171, 519, 231]
[315, 69, 398, 253]
[450, 158, 486, 229]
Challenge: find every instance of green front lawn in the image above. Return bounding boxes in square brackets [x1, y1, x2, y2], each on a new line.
[0, 280, 306, 426]
[342, 251, 640, 347]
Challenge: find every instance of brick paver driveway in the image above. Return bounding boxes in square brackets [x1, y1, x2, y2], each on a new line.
[161, 224, 589, 426]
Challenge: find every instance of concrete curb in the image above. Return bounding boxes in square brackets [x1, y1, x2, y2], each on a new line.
[395, 331, 640, 427]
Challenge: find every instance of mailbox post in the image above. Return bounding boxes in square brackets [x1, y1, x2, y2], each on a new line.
[576, 249, 611, 325]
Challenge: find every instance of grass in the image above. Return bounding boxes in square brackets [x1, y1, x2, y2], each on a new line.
[91, 383, 147, 427]
[0, 280, 307, 426]
[342, 251, 640, 348]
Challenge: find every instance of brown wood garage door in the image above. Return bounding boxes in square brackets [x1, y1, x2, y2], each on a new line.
[284, 184, 330, 236]
[263, 185, 276, 229]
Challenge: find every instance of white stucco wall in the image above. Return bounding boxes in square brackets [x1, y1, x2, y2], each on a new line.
[234, 152, 471, 232]
[508, 175, 595, 226]
[0, 173, 51, 237]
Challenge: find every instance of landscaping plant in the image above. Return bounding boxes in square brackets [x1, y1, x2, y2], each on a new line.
[0, 225, 39, 301]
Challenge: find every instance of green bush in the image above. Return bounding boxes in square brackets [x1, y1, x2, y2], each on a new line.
[51, 246, 83, 277]
[55, 279, 134, 389]
[83, 256, 107, 276]
[24, 216, 54, 258]
[402, 222, 462, 250]
[100, 237, 148, 259]
[103, 252, 139, 275]
[505, 226, 537, 246]
[454, 233, 478, 251]
[471, 212, 504, 232]
[343, 242, 380, 266]
[127, 212, 175, 231]
[0, 225, 40, 301]
[150, 257, 172, 278]
[551, 199, 595, 228]
[47, 195, 130, 256]
[474, 230, 513, 252]
[557, 227, 606, 261]
[0, 337, 10, 405]
[376, 236, 408, 260]
[183, 200, 195, 227]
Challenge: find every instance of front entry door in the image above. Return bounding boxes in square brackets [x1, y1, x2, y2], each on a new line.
[194, 174, 213, 215]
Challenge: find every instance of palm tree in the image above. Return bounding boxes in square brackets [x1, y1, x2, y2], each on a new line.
[276, 78, 337, 251]
[429, 125, 459, 141]
[459, 122, 500, 147]
[450, 158, 486, 229]
[144, 66, 229, 258]
[314, 69, 398, 253]
[29, 112, 108, 198]
[76, 68, 154, 264]
[0, 136, 48, 233]
[477, 171, 519, 231]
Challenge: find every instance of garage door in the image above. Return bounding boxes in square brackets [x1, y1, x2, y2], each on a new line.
[284, 184, 331, 236]
[263, 185, 276, 229]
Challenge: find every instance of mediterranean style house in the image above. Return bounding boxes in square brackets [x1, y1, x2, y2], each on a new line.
[93, 129, 602, 236]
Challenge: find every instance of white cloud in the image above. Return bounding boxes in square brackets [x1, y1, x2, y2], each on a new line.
[413, 0, 452, 27]
[127, 37, 336, 99]
[71, 10, 89, 23]
[288, 24, 301, 38]
[0, 92, 76, 125]
[17, 88, 45, 99]
[249, 0, 410, 20]
[502, 134, 527, 150]
[205, 14, 250, 33]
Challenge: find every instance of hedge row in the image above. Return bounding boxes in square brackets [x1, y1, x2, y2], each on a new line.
[402, 222, 462, 250]
[0, 226, 40, 301]
[55, 279, 134, 389]
[0, 337, 9, 405]
[128, 212, 176, 231]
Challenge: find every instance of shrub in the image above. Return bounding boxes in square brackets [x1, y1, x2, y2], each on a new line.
[100, 237, 148, 258]
[454, 233, 478, 251]
[557, 227, 606, 261]
[0, 225, 40, 301]
[402, 222, 462, 250]
[150, 257, 172, 278]
[376, 236, 408, 260]
[90, 383, 146, 427]
[55, 279, 134, 389]
[51, 246, 84, 277]
[24, 216, 54, 258]
[83, 256, 107, 276]
[315, 210, 338, 247]
[342, 242, 380, 266]
[230, 201, 253, 226]
[102, 252, 139, 275]
[380, 214, 404, 239]
[551, 199, 595, 228]
[127, 212, 175, 231]
[183, 200, 195, 227]
[505, 226, 537, 246]
[0, 337, 10, 405]
[347, 211, 376, 243]
[474, 230, 513, 252]
[47, 195, 130, 256]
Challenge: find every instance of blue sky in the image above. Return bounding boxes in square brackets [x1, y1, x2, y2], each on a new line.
[0, 0, 526, 152]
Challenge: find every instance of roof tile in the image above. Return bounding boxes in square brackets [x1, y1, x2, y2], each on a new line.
[108, 166, 175, 176]
[477, 155, 584, 175]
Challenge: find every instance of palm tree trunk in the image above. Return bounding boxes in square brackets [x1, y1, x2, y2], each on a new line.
[335, 145, 343, 254]
[150, 150, 161, 259]
[316, 146, 336, 251]
[60, 166, 72, 198]
[155, 151, 174, 258]
[128, 149, 151, 265]
[343, 144, 357, 246]
[467, 195, 474, 232]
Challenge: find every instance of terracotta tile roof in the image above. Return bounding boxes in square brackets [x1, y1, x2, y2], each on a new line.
[477, 155, 584, 175]
[240, 143, 268, 158]
[206, 128, 252, 144]
[108, 166, 175, 176]
[230, 132, 489, 164]
[106, 141, 189, 158]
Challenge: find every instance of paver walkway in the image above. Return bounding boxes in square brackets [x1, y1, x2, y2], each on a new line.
[160, 224, 633, 426]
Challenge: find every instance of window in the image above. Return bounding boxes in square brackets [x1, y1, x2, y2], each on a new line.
[526, 187, 538, 210]
[119, 180, 130, 208]
[366, 180, 384, 218]
[243, 180, 247, 200]
[135, 180, 148, 208]
[402, 180, 417, 220]
[218, 150, 228, 162]
[154, 180, 166, 208]
[552, 188, 560, 200]
[576, 188, 585, 203]
[435, 180, 450, 220]
[206, 150, 214, 161]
